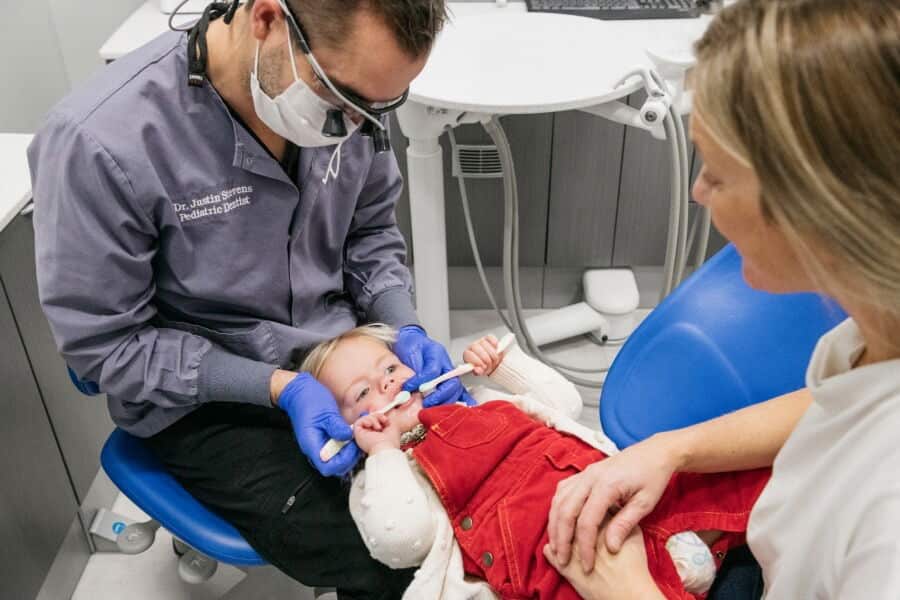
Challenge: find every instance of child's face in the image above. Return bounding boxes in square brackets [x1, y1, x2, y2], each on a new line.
[317, 337, 423, 426]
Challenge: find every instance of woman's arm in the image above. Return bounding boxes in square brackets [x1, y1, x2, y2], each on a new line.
[548, 387, 812, 572]
[663, 386, 812, 473]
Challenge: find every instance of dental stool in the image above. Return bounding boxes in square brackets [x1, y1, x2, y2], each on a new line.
[600, 243, 846, 448]
[100, 428, 267, 581]
[68, 367, 266, 583]
[76, 371, 335, 597]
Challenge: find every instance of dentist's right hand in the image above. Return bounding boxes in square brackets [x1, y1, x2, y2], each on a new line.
[271, 370, 361, 477]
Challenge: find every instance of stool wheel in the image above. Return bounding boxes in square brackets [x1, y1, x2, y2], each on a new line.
[116, 521, 159, 554]
[178, 549, 218, 583]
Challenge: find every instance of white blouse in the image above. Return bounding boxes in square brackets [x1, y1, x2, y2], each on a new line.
[748, 319, 900, 598]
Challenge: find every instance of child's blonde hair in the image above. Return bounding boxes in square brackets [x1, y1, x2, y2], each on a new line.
[300, 323, 398, 378]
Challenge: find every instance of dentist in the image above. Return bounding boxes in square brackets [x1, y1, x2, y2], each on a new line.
[28, 0, 467, 596]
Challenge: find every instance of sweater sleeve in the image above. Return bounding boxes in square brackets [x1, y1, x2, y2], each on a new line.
[484, 343, 619, 455]
[487, 344, 583, 419]
[349, 449, 436, 569]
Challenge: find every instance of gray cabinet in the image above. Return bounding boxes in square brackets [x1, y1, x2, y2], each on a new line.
[0, 276, 80, 600]
[546, 110, 626, 267]
[0, 211, 113, 503]
[0, 213, 114, 503]
[0, 210, 114, 599]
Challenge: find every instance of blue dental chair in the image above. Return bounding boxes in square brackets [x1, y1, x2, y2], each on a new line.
[599, 242, 846, 448]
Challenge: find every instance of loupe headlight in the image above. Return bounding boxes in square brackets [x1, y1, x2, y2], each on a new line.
[323, 109, 348, 138]
[360, 120, 392, 153]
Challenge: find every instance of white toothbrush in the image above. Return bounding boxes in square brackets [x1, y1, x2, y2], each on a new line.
[319, 391, 412, 462]
[418, 333, 516, 395]
[417, 363, 476, 394]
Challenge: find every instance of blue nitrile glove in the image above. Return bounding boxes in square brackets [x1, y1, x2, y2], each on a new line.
[277, 372, 362, 477]
[394, 325, 476, 408]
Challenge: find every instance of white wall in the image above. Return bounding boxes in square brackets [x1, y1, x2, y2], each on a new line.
[0, 0, 144, 133]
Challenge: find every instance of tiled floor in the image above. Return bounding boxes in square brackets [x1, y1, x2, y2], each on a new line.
[72, 490, 321, 600]
[72, 493, 251, 600]
[71, 308, 647, 600]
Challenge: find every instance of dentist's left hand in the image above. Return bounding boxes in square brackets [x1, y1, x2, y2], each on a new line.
[272, 370, 361, 477]
[394, 325, 476, 408]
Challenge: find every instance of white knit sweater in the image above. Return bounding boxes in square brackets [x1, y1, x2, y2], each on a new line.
[349, 345, 617, 600]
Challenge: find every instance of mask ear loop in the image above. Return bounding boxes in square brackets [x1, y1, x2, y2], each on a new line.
[252, 22, 302, 95]
[283, 18, 302, 83]
[252, 42, 261, 80]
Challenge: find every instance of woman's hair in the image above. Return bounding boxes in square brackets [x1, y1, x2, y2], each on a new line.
[300, 323, 398, 378]
[691, 0, 900, 329]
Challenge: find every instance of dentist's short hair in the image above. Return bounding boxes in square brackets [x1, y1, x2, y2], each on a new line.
[301, 323, 398, 379]
[246, 0, 448, 58]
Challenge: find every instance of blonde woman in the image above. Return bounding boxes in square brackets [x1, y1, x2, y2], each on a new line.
[545, 0, 900, 598]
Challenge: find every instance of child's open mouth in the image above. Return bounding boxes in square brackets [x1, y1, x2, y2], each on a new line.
[397, 391, 421, 411]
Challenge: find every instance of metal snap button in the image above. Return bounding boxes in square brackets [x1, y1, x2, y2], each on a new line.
[482, 551, 494, 567]
[461, 516, 473, 531]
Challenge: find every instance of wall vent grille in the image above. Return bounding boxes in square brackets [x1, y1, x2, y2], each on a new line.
[452, 144, 503, 179]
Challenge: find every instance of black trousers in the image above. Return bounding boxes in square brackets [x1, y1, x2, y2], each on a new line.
[144, 402, 414, 600]
[708, 545, 764, 600]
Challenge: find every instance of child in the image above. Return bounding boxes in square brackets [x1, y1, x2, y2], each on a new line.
[301, 324, 770, 600]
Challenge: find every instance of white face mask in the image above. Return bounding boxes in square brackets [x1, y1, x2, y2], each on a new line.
[250, 21, 359, 182]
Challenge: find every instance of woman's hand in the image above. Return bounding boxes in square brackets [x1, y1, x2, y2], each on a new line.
[547, 433, 681, 572]
[353, 413, 402, 455]
[544, 525, 665, 600]
[463, 334, 503, 376]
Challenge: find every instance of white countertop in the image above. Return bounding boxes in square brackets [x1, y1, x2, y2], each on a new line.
[0, 134, 34, 234]
[412, 8, 709, 113]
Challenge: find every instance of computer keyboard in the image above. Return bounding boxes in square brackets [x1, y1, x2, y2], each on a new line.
[525, 0, 702, 20]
